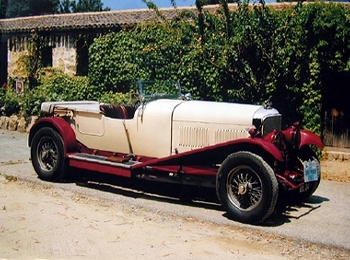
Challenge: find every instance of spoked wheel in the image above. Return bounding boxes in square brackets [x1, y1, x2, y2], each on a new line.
[216, 151, 278, 224]
[227, 165, 263, 211]
[30, 127, 67, 181]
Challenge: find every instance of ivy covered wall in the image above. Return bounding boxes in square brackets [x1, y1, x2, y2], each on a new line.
[89, 2, 350, 137]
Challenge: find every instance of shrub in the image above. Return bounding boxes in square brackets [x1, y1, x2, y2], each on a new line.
[0, 85, 21, 116]
[20, 69, 94, 116]
[88, 2, 350, 135]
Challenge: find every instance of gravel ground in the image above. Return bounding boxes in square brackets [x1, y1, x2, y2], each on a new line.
[1, 177, 349, 260]
[1, 129, 350, 259]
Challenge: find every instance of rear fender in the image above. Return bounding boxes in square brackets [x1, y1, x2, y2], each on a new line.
[28, 117, 78, 154]
[299, 129, 324, 149]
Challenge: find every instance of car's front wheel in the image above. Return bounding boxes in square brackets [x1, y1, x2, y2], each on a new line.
[216, 151, 279, 224]
[290, 146, 321, 203]
[30, 127, 67, 181]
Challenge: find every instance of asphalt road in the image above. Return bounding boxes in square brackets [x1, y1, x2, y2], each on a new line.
[1, 129, 350, 251]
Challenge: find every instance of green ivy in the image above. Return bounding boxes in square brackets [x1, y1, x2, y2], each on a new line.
[3, 1, 350, 137]
[19, 69, 93, 116]
[86, 2, 350, 134]
[0, 86, 21, 116]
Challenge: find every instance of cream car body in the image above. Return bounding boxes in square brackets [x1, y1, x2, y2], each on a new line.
[30, 81, 323, 224]
[41, 99, 280, 158]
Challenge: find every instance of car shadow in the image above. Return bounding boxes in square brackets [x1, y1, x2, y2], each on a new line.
[260, 194, 330, 227]
[73, 171, 223, 212]
[66, 170, 329, 227]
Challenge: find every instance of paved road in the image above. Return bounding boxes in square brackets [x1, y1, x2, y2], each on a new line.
[1, 130, 350, 250]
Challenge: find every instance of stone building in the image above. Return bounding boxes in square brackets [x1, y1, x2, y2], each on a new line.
[0, 7, 192, 85]
[0, 3, 297, 87]
[0, 3, 293, 85]
[1, 3, 350, 147]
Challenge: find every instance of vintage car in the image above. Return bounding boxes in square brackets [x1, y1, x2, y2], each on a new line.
[28, 80, 323, 224]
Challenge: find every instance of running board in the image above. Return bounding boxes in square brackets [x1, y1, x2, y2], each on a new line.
[68, 153, 141, 168]
[68, 153, 141, 176]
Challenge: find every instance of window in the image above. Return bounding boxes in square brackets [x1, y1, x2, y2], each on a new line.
[42, 46, 53, 67]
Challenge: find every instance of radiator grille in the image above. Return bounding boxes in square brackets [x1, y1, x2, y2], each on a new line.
[262, 116, 281, 136]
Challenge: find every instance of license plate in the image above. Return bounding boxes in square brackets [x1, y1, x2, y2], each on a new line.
[303, 159, 320, 182]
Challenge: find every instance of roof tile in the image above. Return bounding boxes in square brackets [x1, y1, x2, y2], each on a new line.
[0, 7, 196, 33]
[2, 3, 341, 34]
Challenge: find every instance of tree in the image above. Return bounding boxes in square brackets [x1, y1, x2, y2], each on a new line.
[58, 0, 71, 13]
[70, 0, 110, 13]
[29, 0, 59, 16]
[0, 0, 7, 18]
[4, 0, 59, 17]
[196, 0, 236, 5]
[2, 0, 110, 17]
[4, 0, 61, 18]
[5, 0, 30, 18]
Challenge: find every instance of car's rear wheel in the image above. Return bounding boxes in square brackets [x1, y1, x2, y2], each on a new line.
[31, 127, 67, 181]
[216, 151, 279, 224]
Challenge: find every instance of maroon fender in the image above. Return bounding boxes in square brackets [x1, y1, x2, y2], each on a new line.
[237, 137, 285, 161]
[299, 129, 324, 149]
[136, 137, 284, 170]
[29, 117, 79, 154]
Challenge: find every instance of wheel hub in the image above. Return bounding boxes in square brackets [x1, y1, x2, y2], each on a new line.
[42, 150, 49, 160]
[38, 140, 57, 171]
[237, 182, 252, 195]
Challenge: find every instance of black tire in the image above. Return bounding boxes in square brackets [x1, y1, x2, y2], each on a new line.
[216, 151, 279, 224]
[30, 127, 67, 181]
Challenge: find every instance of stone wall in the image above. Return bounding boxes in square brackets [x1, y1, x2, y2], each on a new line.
[7, 34, 77, 78]
[0, 115, 37, 133]
[52, 35, 77, 75]
[7, 50, 29, 79]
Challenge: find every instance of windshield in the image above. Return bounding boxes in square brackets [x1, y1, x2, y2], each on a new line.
[138, 80, 182, 101]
